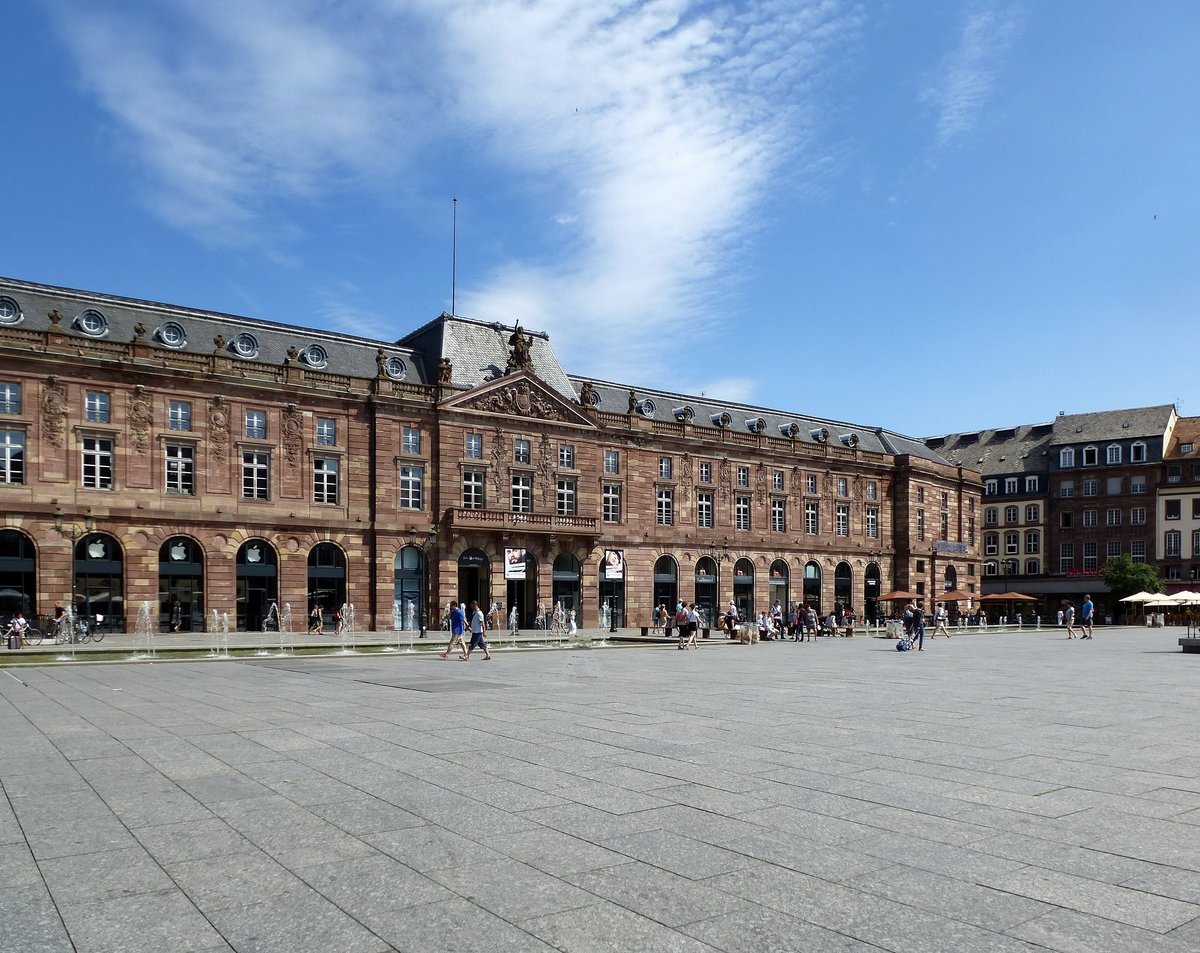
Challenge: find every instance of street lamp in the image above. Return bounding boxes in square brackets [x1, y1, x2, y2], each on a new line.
[418, 525, 439, 639]
[53, 507, 95, 634]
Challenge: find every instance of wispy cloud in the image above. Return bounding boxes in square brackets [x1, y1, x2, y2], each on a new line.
[50, 0, 863, 393]
[922, 4, 1024, 149]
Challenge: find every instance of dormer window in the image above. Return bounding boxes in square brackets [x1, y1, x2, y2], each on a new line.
[300, 344, 329, 368]
[0, 296, 22, 325]
[230, 333, 259, 359]
[384, 356, 407, 381]
[76, 309, 108, 337]
[1059, 448, 1075, 468]
[156, 321, 187, 348]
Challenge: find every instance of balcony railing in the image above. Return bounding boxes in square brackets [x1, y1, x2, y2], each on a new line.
[449, 508, 598, 534]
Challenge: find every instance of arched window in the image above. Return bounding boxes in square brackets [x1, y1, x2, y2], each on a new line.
[308, 543, 347, 625]
[159, 536, 204, 633]
[733, 558, 754, 620]
[804, 560, 822, 612]
[0, 528, 36, 618]
[834, 562, 852, 611]
[236, 539, 278, 631]
[653, 555, 678, 616]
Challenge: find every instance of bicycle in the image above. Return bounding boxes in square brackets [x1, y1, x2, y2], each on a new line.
[54, 618, 103, 645]
[6, 624, 41, 647]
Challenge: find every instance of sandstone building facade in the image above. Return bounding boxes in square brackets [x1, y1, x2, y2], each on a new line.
[0, 276, 981, 632]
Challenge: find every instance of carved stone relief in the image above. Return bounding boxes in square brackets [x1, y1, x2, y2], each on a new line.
[208, 396, 230, 462]
[129, 385, 153, 454]
[281, 405, 303, 467]
[42, 376, 68, 449]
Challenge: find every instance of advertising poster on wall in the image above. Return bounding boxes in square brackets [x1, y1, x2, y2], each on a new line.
[603, 549, 625, 581]
[505, 548, 527, 580]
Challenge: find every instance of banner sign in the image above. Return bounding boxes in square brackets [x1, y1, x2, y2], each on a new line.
[505, 548, 527, 580]
[603, 549, 625, 581]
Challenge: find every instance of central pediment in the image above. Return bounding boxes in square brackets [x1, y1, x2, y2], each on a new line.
[441, 371, 596, 427]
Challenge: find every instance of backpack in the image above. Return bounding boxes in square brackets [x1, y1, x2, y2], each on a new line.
[897, 637, 912, 651]
[675, 609, 689, 626]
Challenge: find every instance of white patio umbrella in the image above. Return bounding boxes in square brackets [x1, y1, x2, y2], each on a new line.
[1119, 591, 1159, 603]
[1169, 590, 1200, 604]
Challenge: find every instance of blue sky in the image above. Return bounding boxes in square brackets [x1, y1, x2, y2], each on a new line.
[3, 1, 1197, 437]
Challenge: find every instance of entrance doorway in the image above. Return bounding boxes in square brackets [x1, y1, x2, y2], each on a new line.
[236, 539, 277, 632]
[457, 549, 491, 616]
[158, 536, 203, 632]
[552, 553, 582, 626]
[505, 550, 538, 628]
[653, 555, 678, 616]
[733, 558, 754, 621]
[694, 556, 717, 627]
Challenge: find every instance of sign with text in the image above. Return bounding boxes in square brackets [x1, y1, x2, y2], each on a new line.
[603, 549, 625, 581]
[504, 548, 527, 580]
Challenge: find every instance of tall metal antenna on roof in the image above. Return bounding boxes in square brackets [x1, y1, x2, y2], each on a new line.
[451, 196, 457, 318]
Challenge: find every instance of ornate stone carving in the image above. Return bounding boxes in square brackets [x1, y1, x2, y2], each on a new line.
[680, 454, 693, 502]
[505, 325, 533, 374]
[755, 463, 768, 504]
[281, 405, 303, 467]
[47, 309, 63, 327]
[718, 458, 731, 503]
[490, 426, 505, 501]
[438, 358, 453, 384]
[578, 381, 595, 406]
[42, 376, 68, 449]
[129, 385, 153, 454]
[466, 381, 567, 421]
[208, 396, 230, 462]
[536, 434, 554, 502]
[790, 466, 803, 494]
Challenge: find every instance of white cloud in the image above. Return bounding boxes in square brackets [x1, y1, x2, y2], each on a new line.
[51, 0, 863, 396]
[922, 4, 1024, 149]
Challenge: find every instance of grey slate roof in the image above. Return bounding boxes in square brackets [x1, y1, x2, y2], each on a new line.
[570, 375, 952, 465]
[1047, 404, 1176, 445]
[0, 276, 426, 384]
[925, 423, 1056, 476]
[399, 314, 577, 400]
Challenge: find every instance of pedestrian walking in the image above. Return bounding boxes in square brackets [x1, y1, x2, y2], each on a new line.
[685, 603, 700, 649]
[463, 600, 493, 660]
[912, 601, 926, 651]
[308, 603, 323, 635]
[933, 604, 951, 638]
[1080, 594, 1095, 639]
[1064, 602, 1077, 639]
[440, 601, 468, 658]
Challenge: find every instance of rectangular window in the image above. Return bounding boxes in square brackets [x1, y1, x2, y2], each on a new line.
[772, 470, 784, 492]
[241, 450, 269, 499]
[1026, 531, 1040, 554]
[968, 516, 975, 545]
[916, 508, 925, 541]
[806, 474, 817, 495]
[463, 470, 485, 509]
[985, 479, 997, 495]
[1060, 512, 1073, 528]
[313, 457, 339, 504]
[1083, 446, 1098, 466]
[1059, 480, 1075, 498]
[1194, 499, 1200, 519]
[316, 417, 337, 446]
[985, 508, 998, 526]
[697, 492, 713, 529]
[1106, 508, 1121, 527]
[1082, 480, 1098, 497]
[1005, 532, 1019, 555]
[917, 487, 925, 503]
[735, 495, 751, 531]
[164, 444, 194, 495]
[698, 461, 711, 483]
[1060, 543, 1074, 573]
[1107, 445, 1121, 464]
[556, 478, 577, 515]
[1025, 475, 1039, 493]
[402, 427, 421, 454]
[985, 534, 998, 556]
[1005, 477, 1017, 494]
[1131, 507, 1147, 525]
[81, 436, 114, 489]
[399, 465, 424, 509]
[866, 506, 879, 539]
[657, 487, 674, 525]
[1004, 506, 1018, 523]
[85, 391, 110, 423]
[1060, 448, 1075, 468]
[244, 409, 266, 439]
[1082, 510, 1097, 528]
[771, 498, 786, 533]
[1131, 476, 1147, 493]
[1166, 531, 1182, 557]
[514, 439, 531, 464]
[805, 500, 819, 534]
[659, 457, 673, 480]
[465, 433, 483, 459]
[1106, 477, 1122, 495]
[940, 512, 949, 538]
[511, 473, 531, 513]
[1167, 465, 1181, 484]
[941, 491, 949, 508]
[1193, 529, 1200, 558]
[1026, 504, 1040, 522]
[559, 445, 575, 469]
[604, 449, 620, 474]
[168, 400, 192, 432]
[603, 484, 622, 523]
[837, 477, 848, 497]
[1166, 499, 1181, 520]
[1107, 540, 1122, 559]
[737, 466, 749, 487]
[1131, 540, 1146, 562]
[836, 503, 850, 537]
[0, 382, 19, 415]
[0, 430, 24, 484]
[1131, 443, 1146, 462]
[1082, 541, 1098, 570]
[866, 480, 877, 501]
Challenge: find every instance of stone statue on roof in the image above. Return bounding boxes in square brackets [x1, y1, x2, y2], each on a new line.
[578, 381, 595, 407]
[506, 324, 533, 374]
[437, 357, 453, 384]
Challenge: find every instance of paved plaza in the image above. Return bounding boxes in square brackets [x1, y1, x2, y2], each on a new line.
[3, 627, 1200, 953]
